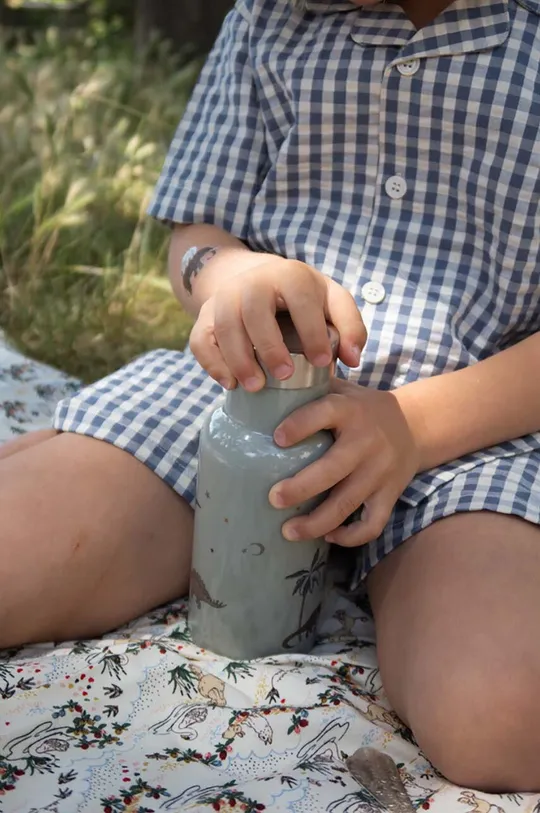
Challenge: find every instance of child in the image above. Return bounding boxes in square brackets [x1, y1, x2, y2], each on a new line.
[2, 0, 540, 792]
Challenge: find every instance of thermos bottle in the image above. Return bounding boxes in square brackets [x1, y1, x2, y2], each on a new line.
[189, 313, 339, 660]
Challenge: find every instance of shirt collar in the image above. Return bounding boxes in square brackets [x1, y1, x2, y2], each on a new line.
[349, 0, 511, 57]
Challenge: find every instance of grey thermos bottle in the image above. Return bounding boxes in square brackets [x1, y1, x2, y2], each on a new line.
[189, 313, 339, 660]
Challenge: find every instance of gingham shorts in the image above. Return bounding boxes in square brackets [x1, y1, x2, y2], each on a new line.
[54, 348, 540, 581]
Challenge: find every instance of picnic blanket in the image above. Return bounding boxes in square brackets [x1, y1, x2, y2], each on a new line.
[0, 337, 538, 813]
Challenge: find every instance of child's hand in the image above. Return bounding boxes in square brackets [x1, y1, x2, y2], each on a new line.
[189, 257, 366, 391]
[268, 378, 421, 546]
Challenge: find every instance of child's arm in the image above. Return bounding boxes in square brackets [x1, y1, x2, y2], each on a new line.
[168, 223, 365, 391]
[168, 223, 268, 318]
[395, 333, 540, 472]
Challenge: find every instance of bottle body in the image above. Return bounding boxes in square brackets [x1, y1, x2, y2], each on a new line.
[189, 383, 333, 660]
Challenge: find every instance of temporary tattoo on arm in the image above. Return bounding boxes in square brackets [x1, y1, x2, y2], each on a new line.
[181, 246, 221, 295]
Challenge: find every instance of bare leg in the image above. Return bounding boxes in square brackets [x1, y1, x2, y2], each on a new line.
[0, 432, 193, 648]
[367, 512, 540, 792]
[0, 428, 57, 461]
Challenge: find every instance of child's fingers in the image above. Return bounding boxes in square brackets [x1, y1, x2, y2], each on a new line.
[325, 490, 391, 547]
[269, 440, 360, 510]
[241, 285, 295, 381]
[273, 393, 347, 446]
[280, 270, 333, 366]
[279, 467, 378, 542]
[213, 293, 266, 391]
[189, 302, 236, 389]
[192, 259, 363, 390]
[325, 281, 367, 367]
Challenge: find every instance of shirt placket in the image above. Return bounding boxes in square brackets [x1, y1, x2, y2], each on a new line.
[345, 0, 510, 312]
[345, 21, 413, 311]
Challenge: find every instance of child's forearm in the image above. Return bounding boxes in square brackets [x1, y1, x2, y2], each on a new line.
[395, 332, 540, 472]
[168, 224, 270, 318]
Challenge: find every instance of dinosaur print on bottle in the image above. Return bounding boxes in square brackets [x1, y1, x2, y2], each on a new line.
[189, 568, 226, 610]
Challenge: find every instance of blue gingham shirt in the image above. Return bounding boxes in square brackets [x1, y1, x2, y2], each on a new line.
[148, 0, 540, 501]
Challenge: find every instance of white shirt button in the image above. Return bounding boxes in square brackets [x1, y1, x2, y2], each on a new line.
[361, 281, 386, 305]
[385, 175, 407, 199]
[397, 59, 420, 76]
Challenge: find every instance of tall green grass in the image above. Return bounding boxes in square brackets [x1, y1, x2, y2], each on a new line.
[0, 25, 200, 382]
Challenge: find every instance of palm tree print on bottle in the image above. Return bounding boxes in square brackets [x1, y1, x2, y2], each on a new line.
[282, 548, 327, 650]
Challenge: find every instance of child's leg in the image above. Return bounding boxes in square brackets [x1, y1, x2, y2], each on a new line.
[0, 432, 193, 648]
[367, 511, 540, 792]
[0, 428, 57, 461]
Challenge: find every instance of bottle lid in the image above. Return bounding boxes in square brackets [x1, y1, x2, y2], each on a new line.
[256, 312, 340, 390]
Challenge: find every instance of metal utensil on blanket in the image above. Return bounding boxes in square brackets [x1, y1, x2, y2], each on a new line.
[347, 748, 416, 813]
[189, 313, 339, 660]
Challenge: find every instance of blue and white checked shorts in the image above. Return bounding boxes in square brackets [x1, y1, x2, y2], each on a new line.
[53, 349, 540, 580]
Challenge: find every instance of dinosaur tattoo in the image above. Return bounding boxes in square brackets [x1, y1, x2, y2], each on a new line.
[189, 568, 227, 610]
[282, 603, 322, 650]
[181, 246, 220, 295]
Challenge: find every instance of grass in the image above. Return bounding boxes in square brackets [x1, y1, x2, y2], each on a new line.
[0, 22, 200, 382]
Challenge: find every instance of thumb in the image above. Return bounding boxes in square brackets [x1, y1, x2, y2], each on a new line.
[325, 280, 367, 367]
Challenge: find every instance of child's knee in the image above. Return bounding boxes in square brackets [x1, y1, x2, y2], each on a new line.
[405, 662, 540, 792]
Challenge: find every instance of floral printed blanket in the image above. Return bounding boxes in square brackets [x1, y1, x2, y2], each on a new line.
[0, 337, 538, 813]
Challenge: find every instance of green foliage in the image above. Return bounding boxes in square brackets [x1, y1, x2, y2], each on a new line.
[0, 25, 200, 381]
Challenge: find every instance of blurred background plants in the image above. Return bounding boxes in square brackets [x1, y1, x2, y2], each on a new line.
[0, 0, 231, 381]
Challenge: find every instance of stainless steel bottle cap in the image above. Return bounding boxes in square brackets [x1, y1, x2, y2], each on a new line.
[256, 312, 340, 390]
